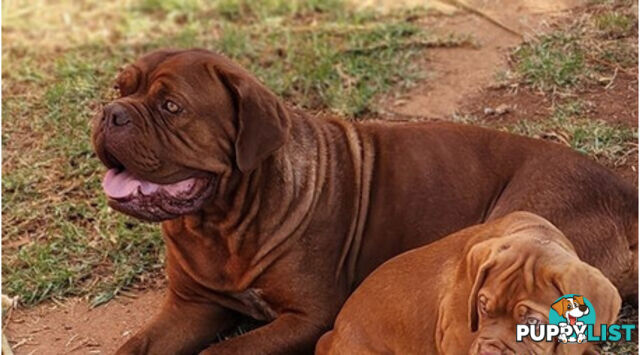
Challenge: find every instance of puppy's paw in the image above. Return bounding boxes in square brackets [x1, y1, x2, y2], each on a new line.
[115, 335, 151, 355]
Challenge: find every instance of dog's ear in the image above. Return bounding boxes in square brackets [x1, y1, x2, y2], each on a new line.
[553, 263, 621, 325]
[465, 241, 497, 332]
[115, 65, 141, 97]
[468, 259, 491, 332]
[551, 299, 566, 317]
[210, 61, 290, 173]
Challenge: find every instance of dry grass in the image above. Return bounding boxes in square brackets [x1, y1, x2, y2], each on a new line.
[511, 0, 637, 93]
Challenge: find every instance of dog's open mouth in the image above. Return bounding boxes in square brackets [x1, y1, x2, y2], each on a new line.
[102, 169, 215, 221]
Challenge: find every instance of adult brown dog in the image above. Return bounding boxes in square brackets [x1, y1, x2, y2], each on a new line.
[315, 211, 622, 355]
[91, 49, 637, 354]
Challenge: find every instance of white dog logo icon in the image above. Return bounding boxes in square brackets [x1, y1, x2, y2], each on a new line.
[551, 295, 590, 343]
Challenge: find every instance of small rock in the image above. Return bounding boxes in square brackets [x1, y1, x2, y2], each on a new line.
[495, 104, 510, 115]
[483, 107, 495, 115]
[394, 98, 408, 106]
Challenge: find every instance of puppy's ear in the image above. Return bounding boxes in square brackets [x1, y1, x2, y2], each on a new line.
[212, 63, 290, 173]
[468, 260, 490, 332]
[553, 263, 621, 325]
[466, 241, 496, 332]
[551, 299, 566, 317]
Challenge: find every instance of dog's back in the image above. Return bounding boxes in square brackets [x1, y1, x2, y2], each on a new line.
[351, 121, 637, 298]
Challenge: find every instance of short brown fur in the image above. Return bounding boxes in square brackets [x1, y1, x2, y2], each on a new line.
[316, 212, 621, 355]
[91, 49, 637, 354]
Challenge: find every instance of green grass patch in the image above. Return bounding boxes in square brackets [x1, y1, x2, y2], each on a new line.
[511, 0, 637, 93]
[453, 100, 637, 167]
[595, 11, 635, 38]
[214, 0, 345, 22]
[511, 101, 637, 164]
[513, 33, 585, 91]
[2, 0, 465, 306]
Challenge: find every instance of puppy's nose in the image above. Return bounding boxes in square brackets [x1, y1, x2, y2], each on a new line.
[579, 305, 588, 312]
[105, 103, 131, 127]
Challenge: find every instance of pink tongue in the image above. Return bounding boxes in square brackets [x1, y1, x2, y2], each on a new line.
[102, 169, 196, 199]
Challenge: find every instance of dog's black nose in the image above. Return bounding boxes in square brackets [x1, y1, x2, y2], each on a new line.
[579, 305, 588, 312]
[105, 103, 131, 127]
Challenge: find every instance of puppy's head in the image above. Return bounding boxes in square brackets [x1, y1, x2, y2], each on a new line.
[92, 49, 290, 221]
[465, 212, 621, 354]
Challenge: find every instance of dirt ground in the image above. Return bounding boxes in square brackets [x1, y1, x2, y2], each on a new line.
[460, 72, 639, 185]
[4, 0, 637, 354]
[380, 0, 589, 120]
[4, 291, 164, 354]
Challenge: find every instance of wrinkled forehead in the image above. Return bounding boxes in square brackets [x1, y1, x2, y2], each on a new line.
[135, 49, 183, 71]
[140, 50, 214, 76]
[117, 50, 216, 94]
[490, 229, 573, 264]
[480, 245, 568, 313]
[485, 276, 560, 316]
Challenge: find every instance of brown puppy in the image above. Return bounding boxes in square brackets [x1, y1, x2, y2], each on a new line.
[316, 212, 622, 355]
[91, 49, 637, 354]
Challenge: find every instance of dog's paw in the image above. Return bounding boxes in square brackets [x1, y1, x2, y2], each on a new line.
[115, 335, 151, 355]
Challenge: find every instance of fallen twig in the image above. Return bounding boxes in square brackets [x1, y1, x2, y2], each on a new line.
[604, 67, 619, 90]
[587, 54, 633, 76]
[444, 0, 524, 39]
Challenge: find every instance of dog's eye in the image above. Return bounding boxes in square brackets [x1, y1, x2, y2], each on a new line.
[526, 316, 541, 325]
[522, 311, 546, 326]
[163, 100, 181, 114]
[478, 296, 489, 317]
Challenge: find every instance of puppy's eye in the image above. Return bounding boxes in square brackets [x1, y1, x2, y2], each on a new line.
[163, 100, 181, 114]
[526, 316, 542, 325]
[478, 296, 489, 317]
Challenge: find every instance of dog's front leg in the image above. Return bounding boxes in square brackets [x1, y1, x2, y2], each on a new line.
[116, 291, 238, 355]
[199, 312, 326, 355]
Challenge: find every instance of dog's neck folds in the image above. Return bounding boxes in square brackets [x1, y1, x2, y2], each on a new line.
[166, 109, 372, 293]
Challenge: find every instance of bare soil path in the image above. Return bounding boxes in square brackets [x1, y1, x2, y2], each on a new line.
[381, 0, 589, 119]
[5, 290, 164, 354]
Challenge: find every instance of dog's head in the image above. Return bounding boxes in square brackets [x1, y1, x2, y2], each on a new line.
[464, 212, 620, 355]
[92, 49, 290, 221]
